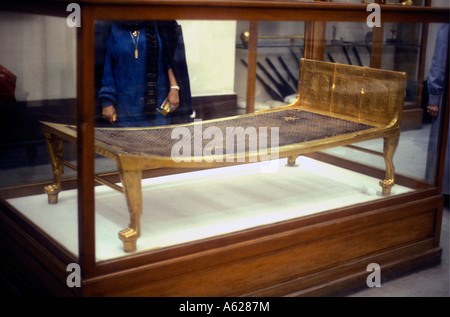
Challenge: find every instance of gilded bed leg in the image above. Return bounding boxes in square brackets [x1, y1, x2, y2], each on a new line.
[380, 134, 399, 195]
[287, 156, 298, 166]
[43, 131, 64, 204]
[116, 156, 143, 253]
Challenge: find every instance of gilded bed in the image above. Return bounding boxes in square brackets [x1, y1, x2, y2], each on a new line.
[41, 59, 407, 252]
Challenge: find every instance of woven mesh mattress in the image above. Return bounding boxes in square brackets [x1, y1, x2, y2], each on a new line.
[91, 108, 375, 158]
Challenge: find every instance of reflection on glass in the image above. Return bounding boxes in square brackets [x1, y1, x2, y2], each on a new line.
[236, 21, 305, 111]
[381, 22, 423, 104]
[424, 23, 449, 195]
[94, 19, 240, 177]
[321, 22, 447, 189]
[95, 20, 242, 126]
[95, 20, 192, 128]
[0, 12, 76, 188]
[324, 22, 372, 66]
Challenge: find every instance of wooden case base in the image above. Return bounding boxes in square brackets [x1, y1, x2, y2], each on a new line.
[0, 192, 443, 297]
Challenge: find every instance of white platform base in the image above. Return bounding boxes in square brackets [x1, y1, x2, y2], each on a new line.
[7, 157, 412, 262]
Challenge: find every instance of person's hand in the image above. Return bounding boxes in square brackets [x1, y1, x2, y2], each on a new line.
[427, 105, 439, 117]
[167, 88, 180, 112]
[102, 105, 117, 123]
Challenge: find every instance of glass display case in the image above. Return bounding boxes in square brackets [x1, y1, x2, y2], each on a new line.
[0, 0, 448, 297]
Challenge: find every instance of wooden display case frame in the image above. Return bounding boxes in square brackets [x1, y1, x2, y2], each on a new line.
[0, 0, 448, 297]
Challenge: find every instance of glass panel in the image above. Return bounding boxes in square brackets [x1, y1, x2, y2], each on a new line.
[381, 22, 422, 104]
[0, 12, 78, 257]
[422, 22, 449, 189]
[324, 21, 371, 66]
[322, 21, 446, 189]
[95, 19, 238, 126]
[237, 21, 305, 110]
[428, 0, 446, 7]
[87, 18, 433, 261]
[0, 12, 77, 188]
[92, 19, 244, 259]
[2, 14, 446, 262]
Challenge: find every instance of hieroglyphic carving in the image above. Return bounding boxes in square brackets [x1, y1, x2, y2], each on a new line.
[301, 67, 333, 111]
[361, 80, 391, 123]
[332, 76, 361, 116]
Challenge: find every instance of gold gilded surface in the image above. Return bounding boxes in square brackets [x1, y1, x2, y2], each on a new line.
[41, 59, 407, 253]
[298, 59, 406, 126]
[43, 131, 63, 204]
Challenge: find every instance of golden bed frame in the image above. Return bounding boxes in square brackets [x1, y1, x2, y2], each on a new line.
[41, 59, 407, 252]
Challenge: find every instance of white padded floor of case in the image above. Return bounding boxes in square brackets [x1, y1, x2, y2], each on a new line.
[8, 157, 413, 262]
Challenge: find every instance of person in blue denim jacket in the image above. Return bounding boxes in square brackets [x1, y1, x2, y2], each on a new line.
[99, 20, 192, 127]
[425, 23, 449, 202]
